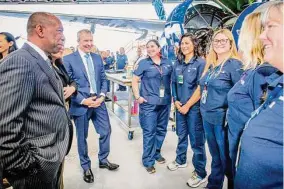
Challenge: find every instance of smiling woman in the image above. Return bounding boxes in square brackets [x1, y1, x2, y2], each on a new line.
[0, 32, 18, 61]
[132, 39, 173, 174]
[260, 1, 283, 72]
[234, 2, 284, 188]
[198, 29, 243, 189]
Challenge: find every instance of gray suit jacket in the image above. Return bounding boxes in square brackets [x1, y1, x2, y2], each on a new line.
[0, 43, 73, 187]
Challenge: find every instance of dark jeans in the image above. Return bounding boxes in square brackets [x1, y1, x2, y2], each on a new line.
[203, 120, 233, 189]
[139, 103, 170, 167]
[175, 109, 207, 178]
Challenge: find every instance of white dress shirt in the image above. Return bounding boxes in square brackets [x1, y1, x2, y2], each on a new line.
[78, 49, 96, 94]
[26, 41, 49, 63]
[78, 49, 105, 104]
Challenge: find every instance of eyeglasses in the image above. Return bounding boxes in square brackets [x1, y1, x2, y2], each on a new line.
[213, 39, 230, 45]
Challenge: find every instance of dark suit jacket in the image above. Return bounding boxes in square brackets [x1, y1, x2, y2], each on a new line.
[53, 58, 78, 103]
[63, 51, 108, 116]
[0, 43, 73, 186]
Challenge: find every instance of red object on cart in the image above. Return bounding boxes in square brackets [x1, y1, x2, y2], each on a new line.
[113, 95, 117, 102]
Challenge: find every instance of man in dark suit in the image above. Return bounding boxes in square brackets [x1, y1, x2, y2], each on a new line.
[63, 29, 119, 184]
[0, 12, 72, 189]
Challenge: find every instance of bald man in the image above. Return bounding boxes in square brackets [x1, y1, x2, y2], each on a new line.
[0, 12, 72, 189]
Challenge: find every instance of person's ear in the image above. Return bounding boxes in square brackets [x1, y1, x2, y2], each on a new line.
[9, 41, 14, 48]
[35, 24, 45, 38]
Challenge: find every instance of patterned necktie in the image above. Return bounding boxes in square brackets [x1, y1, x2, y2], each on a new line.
[84, 54, 97, 93]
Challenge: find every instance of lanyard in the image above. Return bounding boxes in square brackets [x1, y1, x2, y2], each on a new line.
[205, 66, 220, 86]
[244, 84, 283, 130]
[154, 64, 163, 75]
[154, 64, 164, 84]
[236, 84, 282, 168]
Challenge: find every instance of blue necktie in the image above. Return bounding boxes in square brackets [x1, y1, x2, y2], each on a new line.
[84, 54, 97, 94]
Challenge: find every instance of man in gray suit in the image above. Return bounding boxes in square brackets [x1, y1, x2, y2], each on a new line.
[0, 12, 72, 189]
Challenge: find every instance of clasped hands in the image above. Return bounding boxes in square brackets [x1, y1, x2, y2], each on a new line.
[175, 101, 190, 115]
[83, 96, 104, 108]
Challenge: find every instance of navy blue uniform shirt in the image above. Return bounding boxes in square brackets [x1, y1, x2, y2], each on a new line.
[133, 58, 173, 105]
[116, 54, 128, 70]
[227, 63, 277, 126]
[199, 58, 243, 125]
[236, 73, 283, 189]
[172, 57, 205, 105]
[242, 72, 283, 148]
[104, 56, 115, 70]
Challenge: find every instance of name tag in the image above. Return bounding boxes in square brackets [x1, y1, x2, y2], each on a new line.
[178, 75, 184, 84]
[201, 89, 208, 104]
[159, 85, 165, 98]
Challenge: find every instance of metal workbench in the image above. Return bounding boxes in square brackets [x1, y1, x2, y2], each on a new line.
[105, 72, 138, 140]
[105, 71, 176, 140]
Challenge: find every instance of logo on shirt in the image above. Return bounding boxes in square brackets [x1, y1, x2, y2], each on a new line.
[188, 67, 197, 72]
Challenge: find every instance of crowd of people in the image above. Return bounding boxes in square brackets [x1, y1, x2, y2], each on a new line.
[0, 1, 283, 189]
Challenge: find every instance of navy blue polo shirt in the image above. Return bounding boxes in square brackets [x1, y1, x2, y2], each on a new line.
[172, 57, 205, 105]
[199, 58, 243, 125]
[238, 73, 283, 187]
[116, 54, 128, 70]
[104, 56, 115, 70]
[242, 72, 283, 147]
[133, 58, 173, 105]
[227, 63, 277, 126]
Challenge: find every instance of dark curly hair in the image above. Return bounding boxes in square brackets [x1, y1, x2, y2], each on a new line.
[177, 33, 200, 63]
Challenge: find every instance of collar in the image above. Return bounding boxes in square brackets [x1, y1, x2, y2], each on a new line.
[78, 48, 90, 59]
[149, 58, 165, 66]
[183, 56, 196, 65]
[266, 71, 283, 88]
[26, 41, 48, 61]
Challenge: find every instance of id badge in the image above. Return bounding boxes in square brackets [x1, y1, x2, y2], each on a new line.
[201, 88, 208, 104]
[159, 85, 165, 98]
[178, 74, 184, 84]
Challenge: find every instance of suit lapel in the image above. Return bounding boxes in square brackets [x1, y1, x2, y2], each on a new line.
[22, 44, 65, 105]
[74, 51, 89, 82]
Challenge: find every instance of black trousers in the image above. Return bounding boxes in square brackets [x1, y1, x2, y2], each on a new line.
[8, 163, 63, 189]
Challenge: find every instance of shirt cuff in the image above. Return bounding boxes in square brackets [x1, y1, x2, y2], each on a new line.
[80, 99, 86, 104]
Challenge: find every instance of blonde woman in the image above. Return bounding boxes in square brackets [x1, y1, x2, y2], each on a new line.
[198, 29, 243, 189]
[227, 10, 278, 179]
[235, 1, 283, 188]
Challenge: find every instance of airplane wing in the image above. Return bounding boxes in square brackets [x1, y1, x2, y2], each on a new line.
[0, 10, 166, 32]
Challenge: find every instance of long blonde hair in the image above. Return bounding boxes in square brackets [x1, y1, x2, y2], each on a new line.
[203, 29, 240, 76]
[239, 12, 264, 70]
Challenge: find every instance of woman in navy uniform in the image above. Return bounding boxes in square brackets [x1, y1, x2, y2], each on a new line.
[167, 33, 207, 188]
[235, 2, 283, 188]
[227, 9, 277, 178]
[132, 39, 173, 174]
[198, 29, 243, 189]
